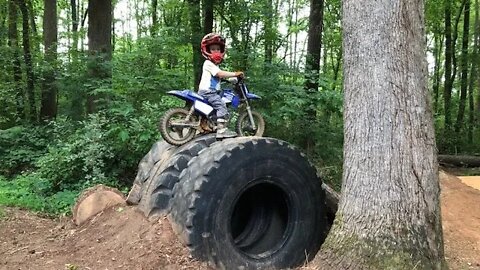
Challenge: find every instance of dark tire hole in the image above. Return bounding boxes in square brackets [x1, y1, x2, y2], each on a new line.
[230, 182, 290, 258]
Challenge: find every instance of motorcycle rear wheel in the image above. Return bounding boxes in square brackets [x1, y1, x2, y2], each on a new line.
[159, 107, 197, 146]
[236, 110, 265, 137]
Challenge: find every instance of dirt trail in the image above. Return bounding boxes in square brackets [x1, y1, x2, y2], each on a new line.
[440, 172, 480, 269]
[0, 171, 479, 270]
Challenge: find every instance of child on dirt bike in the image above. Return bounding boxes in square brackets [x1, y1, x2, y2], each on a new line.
[199, 33, 244, 138]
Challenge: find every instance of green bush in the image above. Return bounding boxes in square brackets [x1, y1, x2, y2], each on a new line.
[0, 174, 79, 215]
[0, 125, 50, 177]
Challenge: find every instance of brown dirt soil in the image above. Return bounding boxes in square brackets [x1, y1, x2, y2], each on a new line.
[440, 172, 480, 270]
[0, 206, 211, 270]
[0, 171, 479, 270]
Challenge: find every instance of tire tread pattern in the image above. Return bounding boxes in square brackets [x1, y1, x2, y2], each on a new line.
[139, 134, 218, 217]
[169, 137, 326, 269]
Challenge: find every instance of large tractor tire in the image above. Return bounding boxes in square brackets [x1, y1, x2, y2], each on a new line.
[138, 134, 218, 217]
[168, 137, 328, 269]
[126, 140, 176, 205]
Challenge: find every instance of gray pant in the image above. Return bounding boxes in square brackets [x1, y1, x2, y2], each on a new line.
[198, 89, 228, 119]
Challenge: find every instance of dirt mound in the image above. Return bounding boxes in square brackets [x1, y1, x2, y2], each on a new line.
[0, 206, 211, 270]
[1, 171, 479, 270]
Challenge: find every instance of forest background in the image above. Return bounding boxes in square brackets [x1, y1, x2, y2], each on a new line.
[0, 0, 479, 216]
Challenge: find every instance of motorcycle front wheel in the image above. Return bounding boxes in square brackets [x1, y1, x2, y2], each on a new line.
[159, 108, 197, 146]
[235, 110, 265, 137]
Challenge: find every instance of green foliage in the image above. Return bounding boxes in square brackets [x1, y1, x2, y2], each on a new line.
[0, 174, 78, 215]
[3, 0, 479, 216]
[243, 63, 344, 189]
[0, 125, 50, 177]
[35, 115, 116, 191]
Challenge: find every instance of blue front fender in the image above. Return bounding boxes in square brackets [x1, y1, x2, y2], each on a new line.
[246, 93, 261, 100]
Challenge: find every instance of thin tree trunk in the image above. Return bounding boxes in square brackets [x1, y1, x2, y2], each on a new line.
[472, 0, 480, 135]
[293, 1, 298, 69]
[331, 48, 341, 92]
[322, 45, 328, 75]
[151, 0, 158, 36]
[444, 0, 453, 132]
[302, 0, 324, 154]
[71, 0, 79, 59]
[188, 0, 202, 90]
[263, 0, 274, 68]
[8, 0, 24, 120]
[467, 59, 476, 142]
[433, 33, 444, 114]
[87, 0, 112, 113]
[26, 0, 39, 54]
[1, 4, 7, 46]
[203, 0, 213, 34]
[17, 0, 36, 122]
[304, 0, 324, 91]
[455, 0, 471, 133]
[40, 0, 57, 120]
[316, 0, 446, 268]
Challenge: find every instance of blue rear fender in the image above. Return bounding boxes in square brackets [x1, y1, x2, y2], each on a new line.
[167, 90, 206, 103]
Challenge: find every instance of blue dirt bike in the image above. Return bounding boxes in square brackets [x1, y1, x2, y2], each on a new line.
[159, 77, 265, 146]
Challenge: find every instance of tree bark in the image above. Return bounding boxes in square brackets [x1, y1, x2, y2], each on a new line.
[455, 0, 471, 133]
[432, 33, 443, 114]
[40, 0, 57, 120]
[263, 0, 274, 67]
[188, 0, 202, 90]
[316, 0, 447, 269]
[444, 0, 453, 132]
[202, 0, 213, 34]
[302, 0, 324, 154]
[151, 0, 158, 36]
[17, 0, 36, 122]
[8, 0, 24, 120]
[475, 0, 480, 125]
[87, 0, 112, 113]
[71, 0, 79, 59]
[304, 0, 324, 92]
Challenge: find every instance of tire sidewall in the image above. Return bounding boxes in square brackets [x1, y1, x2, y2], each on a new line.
[193, 144, 325, 268]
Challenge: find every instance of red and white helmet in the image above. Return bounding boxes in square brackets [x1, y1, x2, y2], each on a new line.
[201, 33, 226, 64]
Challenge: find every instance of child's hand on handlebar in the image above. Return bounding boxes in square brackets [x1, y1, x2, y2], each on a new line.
[234, 71, 244, 78]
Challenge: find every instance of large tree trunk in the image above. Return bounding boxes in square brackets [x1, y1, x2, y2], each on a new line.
[188, 0, 202, 90]
[8, 0, 24, 120]
[17, 0, 36, 122]
[315, 0, 447, 269]
[40, 0, 57, 121]
[455, 0, 471, 133]
[87, 0, 112, 113]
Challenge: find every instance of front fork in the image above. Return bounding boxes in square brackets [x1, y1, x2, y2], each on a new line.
[243, 99, 257, 130]
[185, 105, 195, 121]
